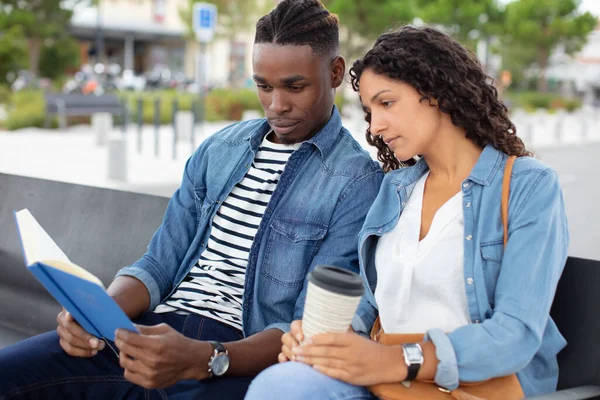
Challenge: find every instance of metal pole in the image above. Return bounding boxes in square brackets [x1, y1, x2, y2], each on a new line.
[137, 98, 143, 153]
[154, 98, 160, 157]
[95, 1, 104, 65]
[198, 42, 207, 144]
[121, 98, 129, 135]
[172, 98, 178, 160]
[191, 99, 197, 151]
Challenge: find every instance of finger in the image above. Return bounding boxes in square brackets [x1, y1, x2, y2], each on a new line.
[133, 323, 170, 335]
[281, 332, 299, 349]
[281, 344, 293, 360]
[123, 368, 158, 389]
[291, 320, 304, 342]
[309, 332, 352, 347]
[313, 365, 351, 382]
[58, 313, 104, 350]
[114, 337, 152, 363]
[296, 354, 346, 369]
[59, 338, 97, 358]
[292, 344, 344, 359]
[278, 352, 289, 363]
[57, 324, 102, 351]
[115, 328, 158, 350]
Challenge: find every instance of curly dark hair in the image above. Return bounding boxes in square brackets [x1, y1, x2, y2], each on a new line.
[349, 26, 532, 172]
[255, 0, 339, 57]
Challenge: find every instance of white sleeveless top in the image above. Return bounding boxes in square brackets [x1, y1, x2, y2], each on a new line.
[374, 172, 471, 333]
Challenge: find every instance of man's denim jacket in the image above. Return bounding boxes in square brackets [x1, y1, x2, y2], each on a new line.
[116, 107, 383, 337]
[353, 145, 569, 396]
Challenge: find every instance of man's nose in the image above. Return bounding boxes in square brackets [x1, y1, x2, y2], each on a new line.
[269, 90, 292, 115]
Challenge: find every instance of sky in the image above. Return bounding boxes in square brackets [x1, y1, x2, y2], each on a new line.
[581, 0, 600, 16]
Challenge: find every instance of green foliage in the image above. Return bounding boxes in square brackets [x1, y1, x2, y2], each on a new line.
[413, 0, 505, 48]
[0, 85, 11, 104]
[0, 25, 28, 85]
[0, 0, 85, 76]
[322, 0, 416, 59]
[506, 91, 582, 112]
[503, 0, 597, 91]
[4, 90, 48, 130]
[122, 89, 263, 124]
[39, 38, 81, 80]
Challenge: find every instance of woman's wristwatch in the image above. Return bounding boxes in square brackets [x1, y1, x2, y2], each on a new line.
[401, 343, 424, 381]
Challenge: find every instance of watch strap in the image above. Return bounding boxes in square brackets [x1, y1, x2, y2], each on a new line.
[208, 341, 227, 354]
[207, 341, 228, 378]
[405, 362, 420, 381]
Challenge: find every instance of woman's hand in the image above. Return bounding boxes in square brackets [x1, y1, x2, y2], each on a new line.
[292, 331, 407, 386]
[279, 320, 304, 363]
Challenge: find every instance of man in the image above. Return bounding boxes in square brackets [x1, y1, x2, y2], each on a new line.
[0, 1, 382, 399]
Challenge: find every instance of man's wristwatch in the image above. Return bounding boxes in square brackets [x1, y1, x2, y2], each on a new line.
[207, 341, 230, 378]
[401, 343, 424, 381]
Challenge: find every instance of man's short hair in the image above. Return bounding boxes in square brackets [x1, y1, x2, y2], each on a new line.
[254, 0, 340, 57]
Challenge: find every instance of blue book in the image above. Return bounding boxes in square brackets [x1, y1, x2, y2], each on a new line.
[14, 209, 137, 341]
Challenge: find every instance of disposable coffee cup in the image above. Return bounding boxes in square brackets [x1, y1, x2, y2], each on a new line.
[302, 265, 364, 340]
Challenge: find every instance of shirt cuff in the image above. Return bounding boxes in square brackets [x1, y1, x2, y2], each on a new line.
[425, 328, 459, 390]
[115, 266, 161, 310]
[351, 313, 370, 336]
[264, 322, 290, 334]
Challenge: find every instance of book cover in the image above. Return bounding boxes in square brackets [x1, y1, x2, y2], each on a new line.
[14, 209, 137, 341]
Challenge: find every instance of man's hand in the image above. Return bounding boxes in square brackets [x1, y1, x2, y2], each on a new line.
[279, 320, 303, 363]
[114, 323, 212, 389]
[56, 308, 105, 357]
[292, 331, 407, 386]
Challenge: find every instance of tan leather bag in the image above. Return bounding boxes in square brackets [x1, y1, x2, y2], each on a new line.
[367, 156, 524, 400]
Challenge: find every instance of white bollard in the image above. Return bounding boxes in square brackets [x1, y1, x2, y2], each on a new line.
[107, 135, 128, 181]
[92, 112, 113, 146]
[241, 110, 263, 121]
[175, 111, 194, 142]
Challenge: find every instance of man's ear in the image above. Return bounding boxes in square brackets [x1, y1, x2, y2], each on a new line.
[331, 55, 346, 88]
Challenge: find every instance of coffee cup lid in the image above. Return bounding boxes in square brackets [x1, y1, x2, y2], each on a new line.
[308, 265, 364, 297]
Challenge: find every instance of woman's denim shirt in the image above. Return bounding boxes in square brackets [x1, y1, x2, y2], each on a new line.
[116, 107, 383, 337]
[353, 145, 569, 396]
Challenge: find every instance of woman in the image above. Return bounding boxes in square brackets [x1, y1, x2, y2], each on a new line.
[245, 26, 569, 399]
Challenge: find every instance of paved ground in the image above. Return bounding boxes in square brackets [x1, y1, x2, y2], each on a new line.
[0, 117, 598, 260]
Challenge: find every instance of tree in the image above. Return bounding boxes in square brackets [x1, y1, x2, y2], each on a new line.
[504, 0, 597, 92]
[413, 0, 505, 50]
[0, 25, 27, 85]
[39, 37, 81, 80]
[322, 0, 416, 60]
[0, 0, 86, 77]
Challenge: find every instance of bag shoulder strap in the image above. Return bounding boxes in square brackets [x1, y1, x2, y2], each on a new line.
[501, 156, 517, 248]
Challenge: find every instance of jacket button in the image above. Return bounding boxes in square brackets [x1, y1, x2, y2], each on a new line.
[465, 202, 471, 208]
[467, 277, 474, 285]
[466, 235, 472, 240]
[401, 202, 406, 207]
[463, 182, 469, 188]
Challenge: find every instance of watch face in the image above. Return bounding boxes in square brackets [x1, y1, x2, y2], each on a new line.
[211, 354, 230, 376]
[404, 344, 424, 363]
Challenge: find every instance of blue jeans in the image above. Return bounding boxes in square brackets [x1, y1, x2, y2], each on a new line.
[245, 362, 375, 400]
[0, 312, 253, 400]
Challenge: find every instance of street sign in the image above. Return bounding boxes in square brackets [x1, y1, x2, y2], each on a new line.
[193, 3, 218, 43]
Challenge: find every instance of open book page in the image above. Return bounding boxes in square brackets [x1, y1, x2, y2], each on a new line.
[14, 209, 103, 287]
[44, 260, 104, 288]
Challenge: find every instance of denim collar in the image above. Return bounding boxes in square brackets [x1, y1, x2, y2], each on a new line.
[389, 144, 505, 188]
[248, 106, 342, 159]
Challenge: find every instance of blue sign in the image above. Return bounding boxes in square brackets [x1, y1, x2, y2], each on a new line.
[193, 3, 217, 42]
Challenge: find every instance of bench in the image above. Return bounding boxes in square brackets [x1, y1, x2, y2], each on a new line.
[0, 173, 599, 399]
[44, 93, 126, 129]
[0, 172, 169, 347]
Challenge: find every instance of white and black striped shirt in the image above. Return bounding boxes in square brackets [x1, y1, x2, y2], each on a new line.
[154, 134, 300, 330]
